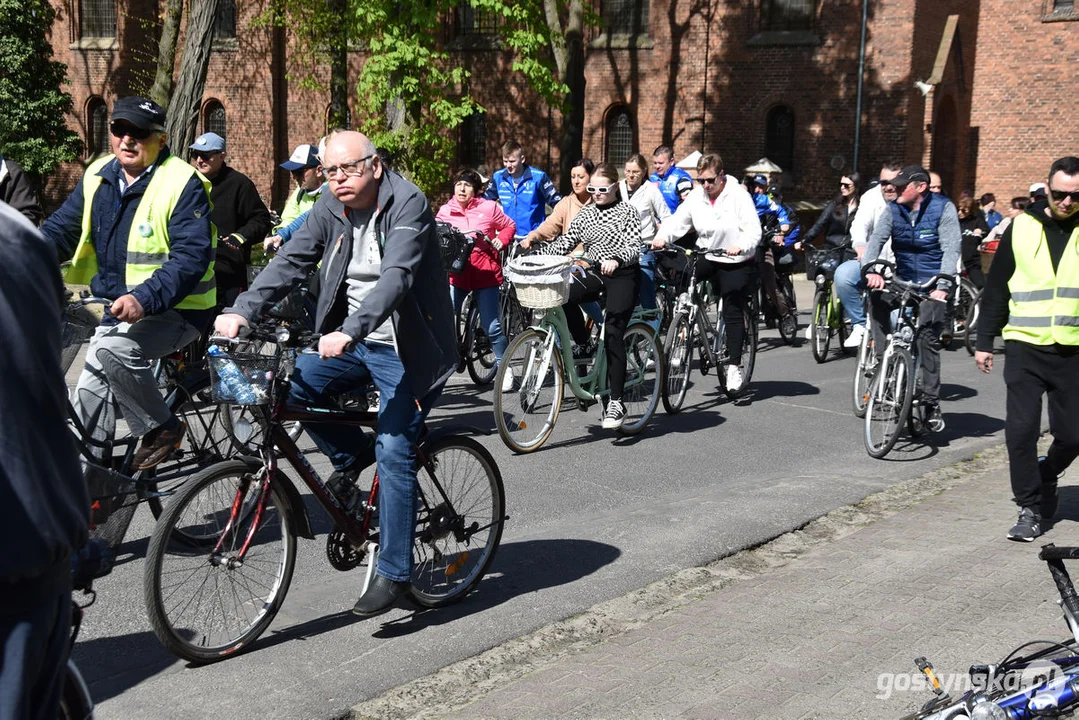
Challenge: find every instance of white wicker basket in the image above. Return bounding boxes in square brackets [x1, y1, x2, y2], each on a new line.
[506, 255, 574, 309]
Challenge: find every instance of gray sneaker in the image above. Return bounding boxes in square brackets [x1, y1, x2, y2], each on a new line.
[1007, 506, 1042, 542]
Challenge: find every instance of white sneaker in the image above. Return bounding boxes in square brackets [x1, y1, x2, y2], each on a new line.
[601, 399, 626, 430]
[804, 325, 813, 340]
[500, 367, 516, 392]
[725, 364, 743, 391]
[843, 324, 866, 349]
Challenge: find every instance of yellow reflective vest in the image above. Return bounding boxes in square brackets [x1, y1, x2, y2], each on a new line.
[1002, 213, 1079, 346]
[64, 155, 217, 310]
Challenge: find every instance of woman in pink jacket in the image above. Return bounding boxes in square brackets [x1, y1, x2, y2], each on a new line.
[436, 169, 517, 388]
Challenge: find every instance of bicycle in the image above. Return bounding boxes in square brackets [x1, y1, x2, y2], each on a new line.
[899, 544, 1079, 720]
[63, 295, 239, 550]
[660, 247, 760, 413]
[862, 263, 945, 459]
[805, 244, 856, 363]
[851, 288, 876, 418]
[759, 216, 799, 345]
[492, 254, 663, 453]
[142, 324, 506, 663]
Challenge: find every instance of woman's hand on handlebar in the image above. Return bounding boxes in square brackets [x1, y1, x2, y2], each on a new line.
[600, 259, 619, 275]
[650, 237, 667, 250]
[214, 313, 250, 338]
[319, 331, 354, 359]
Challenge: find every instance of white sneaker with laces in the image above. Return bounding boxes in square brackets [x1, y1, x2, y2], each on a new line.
[500, 366, 515, 392]
[843, 323, 866, 349]
[601, 399, 626, 430]
[804, 325, 813, 341]
[725, 364, 743, 392]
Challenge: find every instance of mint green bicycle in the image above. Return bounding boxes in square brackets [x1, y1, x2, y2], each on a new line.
[493, 257, 663, 454]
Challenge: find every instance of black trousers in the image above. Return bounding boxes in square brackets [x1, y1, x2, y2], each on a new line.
[565, 264, 640, 401]
[695, 257, 756, 365]
[1003, 341, 1079, 508]
[758, 245, 791, 318]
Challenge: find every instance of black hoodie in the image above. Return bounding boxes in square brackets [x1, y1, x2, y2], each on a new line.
[976, 200, 1079, 353]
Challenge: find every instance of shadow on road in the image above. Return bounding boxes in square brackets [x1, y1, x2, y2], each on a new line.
[743, 380, 821, 403]
[73, 631, 178, 704]
[940, 383, 978, 402]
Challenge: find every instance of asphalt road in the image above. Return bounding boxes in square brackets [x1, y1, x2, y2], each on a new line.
[73, 281, 1011, 720]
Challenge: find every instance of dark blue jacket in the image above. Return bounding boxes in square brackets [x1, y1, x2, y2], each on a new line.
[483, 165, 561, 235]
[888, 191, 959, 285]
[40, 150, 214, 319]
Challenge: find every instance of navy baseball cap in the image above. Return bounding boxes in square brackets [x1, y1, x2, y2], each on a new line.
[753, 174, 768, 186]
[190, 132, 226, 153]
[280, 144, 320, 171]
[887, 165, 931, 188]
[111, 96, 166, 131]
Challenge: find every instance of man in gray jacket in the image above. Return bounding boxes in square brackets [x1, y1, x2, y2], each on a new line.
[215, 131, 457, 616]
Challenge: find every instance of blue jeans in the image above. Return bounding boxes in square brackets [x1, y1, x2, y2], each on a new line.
[451, 285, 507, 362]
[289, 342, 441, 582]
[834, 259, 866, 327]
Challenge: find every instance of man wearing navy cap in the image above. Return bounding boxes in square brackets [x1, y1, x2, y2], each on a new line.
[265, 143, 324, 252]
[41, 96, 216, 470]
[189, 132, 271, 307]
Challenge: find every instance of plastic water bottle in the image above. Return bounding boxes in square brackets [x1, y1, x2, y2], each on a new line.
[206, 345, 261, 404]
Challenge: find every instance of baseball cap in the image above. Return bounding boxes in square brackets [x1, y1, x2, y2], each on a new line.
[111, 96, 166, 131]
[1029, 182, 1048, 197]
[886, 165, 930, 188]
[280, 144, 320, 171]
[189, 132, 225, 153]
[753, 174, 768, 186]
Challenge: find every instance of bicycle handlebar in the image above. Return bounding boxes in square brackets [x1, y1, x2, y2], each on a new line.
[1040, 545, 1079, 619]
[861, 260, 946, 298]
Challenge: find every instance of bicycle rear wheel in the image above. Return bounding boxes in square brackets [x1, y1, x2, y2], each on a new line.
[777, 273, 797, 345]
[852, 326, 875, 418]
[811, 287, 831, 363]
[465, 302, 497, 386]
[661, 313, 693, 414]
[410, 435, 505, 608]
[951, 277, 979, 350]
[144, 458, 296, 663]
[619, 323, 662, 434]
[494, 328, 563, 453]
[864, 346, 914, 459]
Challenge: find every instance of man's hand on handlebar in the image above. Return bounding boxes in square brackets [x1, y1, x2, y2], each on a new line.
[649, 237, 667, 250]
[110, 294, 144, 323]
[214, 313, 250, 338]
[319, 331, 353, 359]
[929, 289, 948, 302]
[865, 272, 886, 290]
[263, 235, 283, 253]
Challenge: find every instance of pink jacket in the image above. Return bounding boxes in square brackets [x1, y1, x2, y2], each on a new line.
[435, 196, 516, 290]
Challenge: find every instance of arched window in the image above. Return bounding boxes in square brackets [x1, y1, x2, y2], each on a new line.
[764, 105, 795, 175]
[604, 107, 634, 168]
[214, 0, 236, 38]
[87, 97, 109, 157]
[79, 0, 116, 38]
[203, 100, 226, 139]
[460, 112, 487, 170]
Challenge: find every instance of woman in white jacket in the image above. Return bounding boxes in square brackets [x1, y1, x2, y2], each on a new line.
[652, 153, 762, 392]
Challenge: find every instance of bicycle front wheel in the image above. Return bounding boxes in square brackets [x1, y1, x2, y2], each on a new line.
[811, 287, 831, 363]
[620, 323, 662, 434]
[465, 302, 497, 386]
[852, 325, 874, 418]
[494, 328, 563, 453]
[144, 459, 296, 663]
[411, 435, 505, 608]
[864, 346, 914, 459]
[662, 313, 694, 414]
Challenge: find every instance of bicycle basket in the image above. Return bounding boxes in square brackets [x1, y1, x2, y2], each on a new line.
[805, 245, 851, 281]
[60, 306, 98, 374]
[505, 255, 574, 309]
[207, 350, 278, 405]
[86, 464, 138, 552]
[436, 222, 471, 271]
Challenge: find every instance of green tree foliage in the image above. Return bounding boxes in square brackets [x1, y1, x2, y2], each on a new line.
[0, 0, 83, 174]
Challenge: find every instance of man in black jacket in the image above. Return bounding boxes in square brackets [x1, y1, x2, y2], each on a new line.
[0, 153, 44, 226]
[0, 200, 89, 720]
[190, 132, 272, 308]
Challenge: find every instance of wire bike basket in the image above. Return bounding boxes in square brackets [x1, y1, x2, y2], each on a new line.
[506, 255, 574, 310]
[207, 347, 279, 405]
[805, 244, 855, 282]
[61, 305, 99, 374]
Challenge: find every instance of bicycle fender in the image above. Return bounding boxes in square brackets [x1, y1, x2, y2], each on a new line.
[234, 454, 316, 540]
[420, 424, 491, 447]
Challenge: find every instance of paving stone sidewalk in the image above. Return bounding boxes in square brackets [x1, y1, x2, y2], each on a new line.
[369, 449, 1079, 720]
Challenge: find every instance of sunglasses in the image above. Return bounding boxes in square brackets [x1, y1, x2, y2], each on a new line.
[697, 176, 719, 185]
[839, 182, 853, 189]
[1050, 189, 1079, 203]
[109, 122, 154, 141]
[192, 151, 221, 162]
[586, 183, 616, 194]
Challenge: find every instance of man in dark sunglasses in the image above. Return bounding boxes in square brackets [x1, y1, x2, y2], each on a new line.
[974, 156, 1079, 543]
[188, 132, 271, 309]
[40, 96, 216, 470]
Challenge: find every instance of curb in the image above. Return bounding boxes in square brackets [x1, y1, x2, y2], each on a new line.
[348, 442, 1013, 720]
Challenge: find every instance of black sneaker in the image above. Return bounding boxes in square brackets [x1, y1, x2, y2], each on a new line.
[926, 404, 945, 432]
[327, 467, 361, 501]
[779, 313, 797, 339]
[1007, 506, 1042, 542]
[1040, 456, 1064, 520]
[601, 399, 626, 430]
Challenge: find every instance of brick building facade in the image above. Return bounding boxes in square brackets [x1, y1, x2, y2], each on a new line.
[45, 0, 1078, 212]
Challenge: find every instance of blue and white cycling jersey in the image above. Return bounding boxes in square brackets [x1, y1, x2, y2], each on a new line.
[650, 166, 693, 214]
[483, 165, 561, 235]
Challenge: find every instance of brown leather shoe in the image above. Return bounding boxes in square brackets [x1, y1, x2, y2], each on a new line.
[132, 423, 186, 471]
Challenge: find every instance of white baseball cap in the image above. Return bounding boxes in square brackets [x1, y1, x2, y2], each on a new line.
[280, 144, 320, 171]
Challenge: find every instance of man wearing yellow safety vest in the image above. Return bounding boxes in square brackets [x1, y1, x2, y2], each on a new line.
[41, 96, 216, 471]
[975, 156, 1079, 542]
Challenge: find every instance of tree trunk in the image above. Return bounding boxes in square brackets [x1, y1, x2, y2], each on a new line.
[327, 0, 350, 128]
[149, 0, 184, 108]
[543, 0, 585, 193]
[166, 0, 223, 159]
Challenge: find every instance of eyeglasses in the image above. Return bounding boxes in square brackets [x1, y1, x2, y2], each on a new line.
[1050, 189, 1079, 203]
[192, 151, 221, 162]
[323, 154, 375, 179]
[586, 183, 616, 194]
[697, 176, 718, 185]
[109, 122, 153, 141]
[839, 182, 853, 189]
